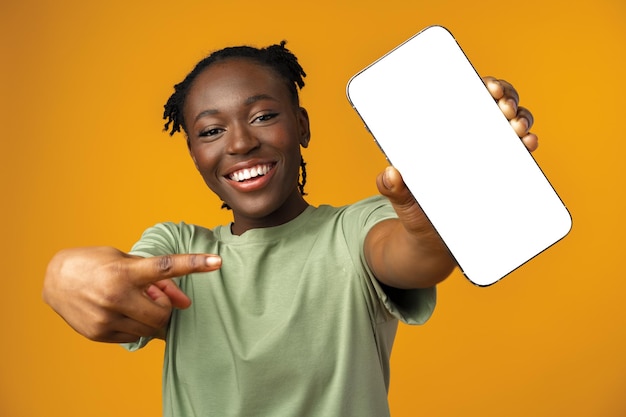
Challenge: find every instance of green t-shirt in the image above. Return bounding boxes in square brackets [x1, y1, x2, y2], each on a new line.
[125, 196, 436, 417]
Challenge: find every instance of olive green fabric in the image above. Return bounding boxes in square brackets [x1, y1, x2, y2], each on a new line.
[125, 196, 436, 417]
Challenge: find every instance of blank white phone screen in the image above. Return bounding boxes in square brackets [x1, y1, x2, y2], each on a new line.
[347, 25, 571, 286]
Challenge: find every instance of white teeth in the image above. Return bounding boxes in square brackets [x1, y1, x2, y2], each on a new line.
[229, 164, 271, 182]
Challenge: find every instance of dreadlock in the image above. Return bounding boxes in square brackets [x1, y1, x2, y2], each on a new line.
[163, 41, 308, 198]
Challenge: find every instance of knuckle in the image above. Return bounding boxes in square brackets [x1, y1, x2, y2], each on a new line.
[154, 311, 172, 331]
[156, 255, 175, 275]
[86, 329, 108, 342]
[93, 273, 126, 308]
[138, 305, 172, 332]
[188, 254, 201, 269]
[85, 314, 115, 342]
[398, 196, 420, 213]
[98, 289, 123, 309]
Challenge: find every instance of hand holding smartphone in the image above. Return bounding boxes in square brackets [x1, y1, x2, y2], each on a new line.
[347, 25, 571, 286]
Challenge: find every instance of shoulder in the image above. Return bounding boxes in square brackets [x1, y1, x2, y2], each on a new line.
[347, 195, 394, 214]
[139, 221, 216, 240]
[316, 195, 393, 216]
[130, 221, 223, 256]
[318, 195, 396, 227]
[305, 196, 396, 250]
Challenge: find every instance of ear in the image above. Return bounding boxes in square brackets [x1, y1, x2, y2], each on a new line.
[297, 107, 311, 148]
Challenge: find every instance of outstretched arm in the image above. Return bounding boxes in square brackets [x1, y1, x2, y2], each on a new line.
[43, 246, 222, 343]
[365, 77, 538, 289]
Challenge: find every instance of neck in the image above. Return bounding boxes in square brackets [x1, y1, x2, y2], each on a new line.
[230, 193, 310, 235]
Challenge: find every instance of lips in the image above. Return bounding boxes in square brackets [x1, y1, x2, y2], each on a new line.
[227, 163, 275, 182]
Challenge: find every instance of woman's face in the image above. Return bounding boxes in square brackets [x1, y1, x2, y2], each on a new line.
[183, 58, 311, 234]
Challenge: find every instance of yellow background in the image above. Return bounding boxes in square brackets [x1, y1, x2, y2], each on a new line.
[2, 0, 625, 415]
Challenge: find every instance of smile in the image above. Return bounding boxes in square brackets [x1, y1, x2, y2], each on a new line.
[228, 163, 275, 182]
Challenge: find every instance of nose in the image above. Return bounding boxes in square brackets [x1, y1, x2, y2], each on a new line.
[226, 122, 260, 155]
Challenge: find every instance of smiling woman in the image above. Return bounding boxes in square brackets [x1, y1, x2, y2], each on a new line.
[43, 38, 544, 417]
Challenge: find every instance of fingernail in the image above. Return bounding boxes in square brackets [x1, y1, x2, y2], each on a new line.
[382, 167, 394, 190]
[522, 117, 530, 132]
[205, 256, 222, 268]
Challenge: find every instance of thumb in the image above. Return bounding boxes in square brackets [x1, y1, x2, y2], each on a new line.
[376, 166, 416, 208]
[376, 166, 432, 234]
[125, 253, 222, 287]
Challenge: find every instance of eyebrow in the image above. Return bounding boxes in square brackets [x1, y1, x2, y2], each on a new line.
[245, 94, 276, 105]
[193, 94, 279, 123]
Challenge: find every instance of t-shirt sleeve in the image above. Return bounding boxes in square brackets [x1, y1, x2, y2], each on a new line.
[128, 222, 182, 258]
[368, 275, 436, 325]
[348, 196, 437, 325]
[121, 222, 182, 352]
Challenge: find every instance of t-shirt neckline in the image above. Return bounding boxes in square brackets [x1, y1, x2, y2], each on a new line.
[215, 204, 318, 243]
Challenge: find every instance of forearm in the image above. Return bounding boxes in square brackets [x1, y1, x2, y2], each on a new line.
[365, 218, 457, 289]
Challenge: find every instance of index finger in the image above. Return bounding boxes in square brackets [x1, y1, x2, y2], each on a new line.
[482, 76, 504, 99]
[483, 77, 520, 120]
[123, 253, 222, 286]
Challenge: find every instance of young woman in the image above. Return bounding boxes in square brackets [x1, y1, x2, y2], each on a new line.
[43, 42, 538, 416]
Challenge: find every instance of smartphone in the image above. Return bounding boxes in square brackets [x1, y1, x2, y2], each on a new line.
[346, 25, 572, 286]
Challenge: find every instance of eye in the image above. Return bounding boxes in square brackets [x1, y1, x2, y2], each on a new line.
[252, 112, 278, 123]
[199, 127, 224, 138]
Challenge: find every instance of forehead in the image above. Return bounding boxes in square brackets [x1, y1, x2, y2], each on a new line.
[182, 58, 296, 129]
[187, 58, 289, 102]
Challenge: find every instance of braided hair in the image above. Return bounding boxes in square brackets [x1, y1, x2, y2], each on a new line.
[163, 41, 308, 197]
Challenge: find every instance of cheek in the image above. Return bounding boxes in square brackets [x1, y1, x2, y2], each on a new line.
[271, 125, 303, 155]
[193, 160, 224, 198]
[194, 157, 218, 178]
[189, 148, 219, 180]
